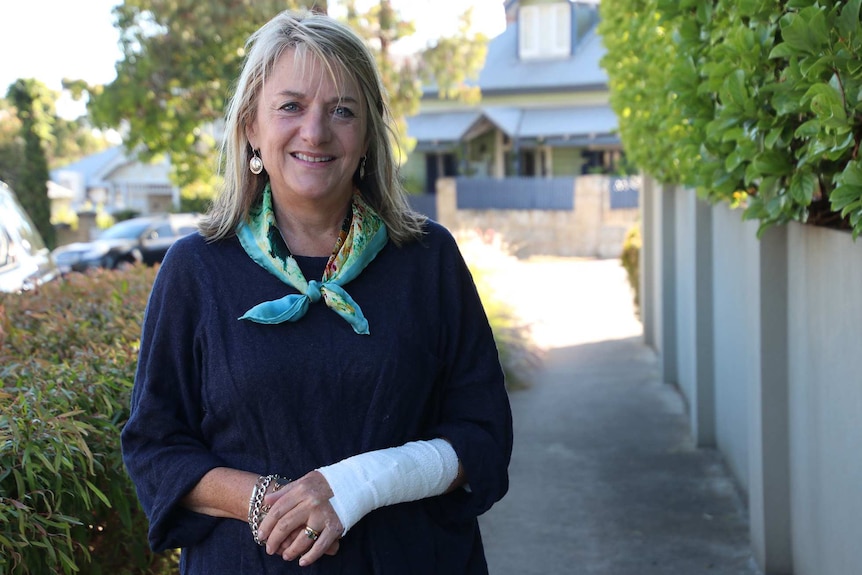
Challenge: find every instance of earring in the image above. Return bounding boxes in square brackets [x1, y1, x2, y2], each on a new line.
[249, 149, 264, 175]
[359, 156, 367, 180]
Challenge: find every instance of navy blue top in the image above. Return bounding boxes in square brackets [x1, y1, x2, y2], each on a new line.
[120, 221, 513, 574]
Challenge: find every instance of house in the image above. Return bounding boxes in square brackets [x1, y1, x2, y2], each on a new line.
[403, 0, 622, 194]
[51, 146, 180, 216]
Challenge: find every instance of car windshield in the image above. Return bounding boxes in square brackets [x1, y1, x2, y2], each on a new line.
[99, 219, 152, 240]
[0, 186, 47, 251]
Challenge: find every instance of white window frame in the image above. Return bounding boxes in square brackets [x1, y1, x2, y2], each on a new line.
[519, 3, 572, 60]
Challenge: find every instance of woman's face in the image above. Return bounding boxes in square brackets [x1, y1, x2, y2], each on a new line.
[248, 49, 366, 210]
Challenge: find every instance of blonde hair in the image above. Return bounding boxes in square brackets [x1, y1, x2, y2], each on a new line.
[199, 9, 425, 245]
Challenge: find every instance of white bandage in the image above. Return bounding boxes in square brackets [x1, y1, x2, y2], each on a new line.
[316, 438, 459, 535]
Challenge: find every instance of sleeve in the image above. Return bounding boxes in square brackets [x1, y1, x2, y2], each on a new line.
[424, 228, 514, 522]
[120, 239, 228, 552]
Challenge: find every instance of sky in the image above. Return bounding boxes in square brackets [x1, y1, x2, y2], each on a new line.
[0, 0, 508, 119]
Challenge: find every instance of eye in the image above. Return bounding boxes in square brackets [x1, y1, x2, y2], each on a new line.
[333, 106, 355, 119]
[279, 102, 300, 112]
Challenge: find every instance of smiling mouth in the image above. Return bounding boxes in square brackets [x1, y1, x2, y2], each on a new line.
[293, 152, 334, 163]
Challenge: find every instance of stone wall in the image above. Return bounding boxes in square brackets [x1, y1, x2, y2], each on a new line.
[434, 175, 638, 258]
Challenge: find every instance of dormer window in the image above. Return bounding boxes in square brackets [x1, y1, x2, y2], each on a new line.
[519, 3, 572, 60]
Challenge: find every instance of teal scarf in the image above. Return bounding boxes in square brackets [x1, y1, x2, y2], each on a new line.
[236, 184, 388, 335]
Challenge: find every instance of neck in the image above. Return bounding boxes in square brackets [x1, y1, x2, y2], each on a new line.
[273, 199, 352, 258]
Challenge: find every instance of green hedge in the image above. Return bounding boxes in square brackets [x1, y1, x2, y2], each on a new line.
[599, 0, 862, 237]
[0, 267, 177, 575]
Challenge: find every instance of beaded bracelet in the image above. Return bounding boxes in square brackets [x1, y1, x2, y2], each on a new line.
[248, 475, 291, 545]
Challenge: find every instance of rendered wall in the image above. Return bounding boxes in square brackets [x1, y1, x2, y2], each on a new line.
[711, 204, 757, 492]
[673, 187, 697, 414]
[642, 179, 862, 575]
[787, 223, 862, 575]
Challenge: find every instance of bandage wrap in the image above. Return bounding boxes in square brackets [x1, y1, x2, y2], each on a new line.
[317, 438, 459, 535]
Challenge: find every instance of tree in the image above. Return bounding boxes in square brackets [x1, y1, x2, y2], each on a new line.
[6, 79, 55, 248]
[85, 0, 325, 197]
[599, 0, 862, 237]
[419, 7, 488, 105]
[80, 0, 487, 193]
[0, 98, 25, 189]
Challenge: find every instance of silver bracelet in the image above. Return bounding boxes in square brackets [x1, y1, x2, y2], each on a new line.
[248, 475, 292, 545]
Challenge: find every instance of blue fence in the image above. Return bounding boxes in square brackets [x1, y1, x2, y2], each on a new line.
[455, 177, 575, 211]
[407, 193, 437, 220]
[609, 177, 640, 209]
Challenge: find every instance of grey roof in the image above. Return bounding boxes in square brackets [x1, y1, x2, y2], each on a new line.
[483, 107, 522, 135]
[518, 105, 617, 138]
[405, 110, 482, 143]
[407, 105, 617, 144]
[51, 146, 127, 188]
[478, 25, 608, 93]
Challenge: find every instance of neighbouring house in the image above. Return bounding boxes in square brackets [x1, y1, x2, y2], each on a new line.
[403, 0, 622, 195]
[51, 146, 180, 217]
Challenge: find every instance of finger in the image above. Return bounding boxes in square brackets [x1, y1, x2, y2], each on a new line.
[261, 503, 303, 554]
[281, 524, 323, 562]
[297, 528, 338, 567]
[325, 539, 340, 556]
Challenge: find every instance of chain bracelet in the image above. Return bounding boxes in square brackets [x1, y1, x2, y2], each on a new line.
[248, 475, 293, 546]
[248, 475, 273, 545]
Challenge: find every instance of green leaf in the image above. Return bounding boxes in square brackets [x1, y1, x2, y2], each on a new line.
[841, 160, 862, 187]
[721, 70, 749, 110]
[769, 42, 803, 59]
[795, 119, 821, 138]
[831, 184, 862, 210]
[803, 83, 848, 127]
[838, 0, 862, 45]
[790, 171, 817, 204]
[753, 151, 793, 176]
[776, 8, 831, 65]
[84, 481, 112, 508]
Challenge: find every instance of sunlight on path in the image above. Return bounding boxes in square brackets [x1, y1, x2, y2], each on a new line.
[488, 256, 642, 349]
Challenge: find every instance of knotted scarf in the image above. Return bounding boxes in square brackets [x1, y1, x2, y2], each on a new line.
[236, 184, 388, 335]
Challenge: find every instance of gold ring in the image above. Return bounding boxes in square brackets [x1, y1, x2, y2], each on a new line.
[304, 525, 321, 541]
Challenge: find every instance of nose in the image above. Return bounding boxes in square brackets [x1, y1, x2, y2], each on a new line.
[300, 106, 331, 146]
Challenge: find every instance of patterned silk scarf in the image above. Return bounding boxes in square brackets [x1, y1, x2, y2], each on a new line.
[236, 184, 388, 335]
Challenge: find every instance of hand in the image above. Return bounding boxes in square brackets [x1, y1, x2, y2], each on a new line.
[257, 470, 344, 566]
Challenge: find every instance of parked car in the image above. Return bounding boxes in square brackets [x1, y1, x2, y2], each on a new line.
[0, 180, 60, 293]
[52, 213, 200, 273]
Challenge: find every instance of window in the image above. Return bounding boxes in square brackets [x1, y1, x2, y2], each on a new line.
[519, 3, 572, 60]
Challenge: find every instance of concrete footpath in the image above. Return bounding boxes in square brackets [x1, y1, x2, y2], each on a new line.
[478, 257, 760, 575]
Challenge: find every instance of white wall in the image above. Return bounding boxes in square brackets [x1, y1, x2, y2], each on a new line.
[642, 181, 862, 575]
[674, 187, 697, 406]
[787, 223, 862, 575]
[711, 204, 757, 491]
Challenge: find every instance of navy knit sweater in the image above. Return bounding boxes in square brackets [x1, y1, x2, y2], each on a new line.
[120, 220, 513, 574]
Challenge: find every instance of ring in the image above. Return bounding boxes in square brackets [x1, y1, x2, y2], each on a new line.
[304, 526, 321, 541]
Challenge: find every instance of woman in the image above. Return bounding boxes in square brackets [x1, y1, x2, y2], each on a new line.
[121, 9, 513, 574]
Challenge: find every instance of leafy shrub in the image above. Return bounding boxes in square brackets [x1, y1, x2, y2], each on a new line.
[620, 222, 641, 317]
[0, 267, 177, 575]
[456, 229, 544, 389]
[599, 0, 862, 237]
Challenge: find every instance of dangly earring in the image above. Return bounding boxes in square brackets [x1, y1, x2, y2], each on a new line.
[359, 156, 367, 180]
[249, 149, 264, 175]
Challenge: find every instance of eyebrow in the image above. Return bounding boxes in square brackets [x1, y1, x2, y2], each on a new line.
[276, 90, 360, 106]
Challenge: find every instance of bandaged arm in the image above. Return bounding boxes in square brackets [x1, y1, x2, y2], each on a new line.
[316, 438, 461, 535]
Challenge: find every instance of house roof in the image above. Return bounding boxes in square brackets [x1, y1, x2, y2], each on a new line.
[405, 110, 483, 143]
[478, 25, 608, 94]
[407, 105, 618, 145]
[53, 146, 124, 179]
[518, 105, 617, 139]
